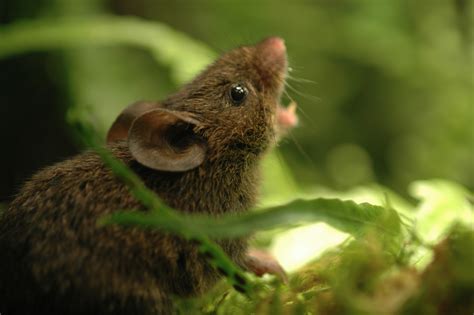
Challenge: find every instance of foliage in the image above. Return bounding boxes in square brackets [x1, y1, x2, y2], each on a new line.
[170, 182, 472, 315]
[0, 15, 214, 84]
[104, 198, 402, 240]
[178, 225, 473, 315]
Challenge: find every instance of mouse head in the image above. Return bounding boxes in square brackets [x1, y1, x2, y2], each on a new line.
[108, 37, 291, 172]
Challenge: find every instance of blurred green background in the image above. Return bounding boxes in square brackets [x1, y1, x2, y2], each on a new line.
[0, 0, 472, 203]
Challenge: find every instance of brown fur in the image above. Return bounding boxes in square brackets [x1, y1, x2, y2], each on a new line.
[0, 38, 287, 315]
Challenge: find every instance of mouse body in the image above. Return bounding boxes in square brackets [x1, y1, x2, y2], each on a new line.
[0, 37, 295, 315]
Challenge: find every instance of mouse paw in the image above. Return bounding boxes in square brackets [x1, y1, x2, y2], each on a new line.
[275, 101, 298, 139]
[245, 248, 288, 283]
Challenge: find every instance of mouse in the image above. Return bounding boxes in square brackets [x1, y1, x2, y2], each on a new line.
[0, 37, 297, 315]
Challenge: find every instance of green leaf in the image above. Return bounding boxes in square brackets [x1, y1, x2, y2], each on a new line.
[106, 198, 402, 240]
[0, 15, 215, 84]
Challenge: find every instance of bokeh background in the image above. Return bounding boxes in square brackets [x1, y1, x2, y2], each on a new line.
[1, 0, 472, 204]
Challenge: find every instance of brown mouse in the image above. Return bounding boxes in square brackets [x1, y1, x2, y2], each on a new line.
[0, 37, 297, 315]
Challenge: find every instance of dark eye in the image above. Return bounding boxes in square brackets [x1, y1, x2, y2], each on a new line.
[229, 84, 248, 105]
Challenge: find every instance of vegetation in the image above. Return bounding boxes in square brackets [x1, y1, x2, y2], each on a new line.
[1, 1, 472, 314]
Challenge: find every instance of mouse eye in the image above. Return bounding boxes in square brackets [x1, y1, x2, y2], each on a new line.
[229, 84, 248, 105]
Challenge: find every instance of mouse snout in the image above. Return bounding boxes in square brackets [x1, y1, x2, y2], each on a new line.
[255, 37, 287, 90]
[259, 37, 286, 57]
[258, 37, 286, 70]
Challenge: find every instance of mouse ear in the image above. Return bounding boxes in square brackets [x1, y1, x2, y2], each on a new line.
[128, 109, 207, 172]
[107, 101, 159, 143]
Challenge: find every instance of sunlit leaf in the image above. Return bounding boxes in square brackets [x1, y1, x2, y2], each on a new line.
[410, 179, 473, 243]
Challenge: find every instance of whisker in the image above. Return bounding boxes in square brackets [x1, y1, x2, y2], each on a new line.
[281, 82, 318, 127]
[286, 63, 319, 85]
[287, 131, 318, 171]
[287, 74, 319, 85]
[296, 106, 318, 127]
[285, 81, 321, 102]
[282, 89, 295, 103]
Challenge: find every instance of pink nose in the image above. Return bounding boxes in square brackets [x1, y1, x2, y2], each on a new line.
[257, 37, 287, 71]
[259, 37, 286, 55]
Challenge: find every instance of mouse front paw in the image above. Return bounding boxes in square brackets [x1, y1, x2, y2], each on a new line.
[245, 248, 288, 283]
